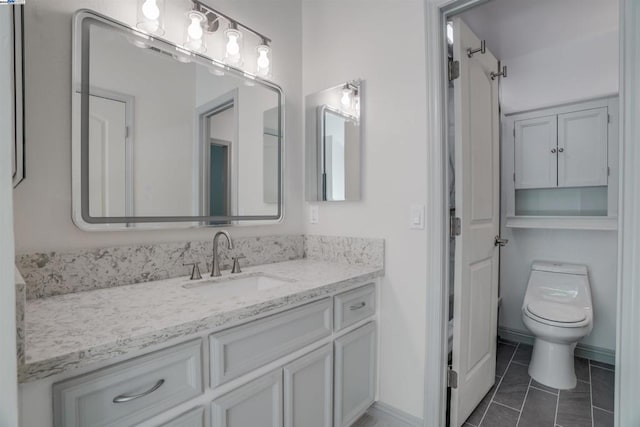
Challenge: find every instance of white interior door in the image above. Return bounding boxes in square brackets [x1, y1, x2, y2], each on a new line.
[450, 17, 501, 427]
[514, 115, 558, 189]
[557, 107, 608, 188]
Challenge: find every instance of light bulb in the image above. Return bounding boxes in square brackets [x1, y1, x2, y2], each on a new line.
[257, 51, 269, 69]
[227, 34, 240, 56]
[341, 88, 352, 106]
[256, 44, 271, 77]
[142, 0, 160, 20]
[188, 16, 204, 40]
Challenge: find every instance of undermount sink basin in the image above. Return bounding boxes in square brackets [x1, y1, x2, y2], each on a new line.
[182, 274, 294, 298]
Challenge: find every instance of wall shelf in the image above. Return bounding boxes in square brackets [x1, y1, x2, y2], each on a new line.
[505, 216, 618, 231]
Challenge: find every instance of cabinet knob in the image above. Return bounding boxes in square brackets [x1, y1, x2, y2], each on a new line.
[558, 147, 565, 153]
[551, 148, 557, 154]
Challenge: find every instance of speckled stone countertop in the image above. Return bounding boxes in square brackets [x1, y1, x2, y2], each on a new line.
[20, 259, 383, 383]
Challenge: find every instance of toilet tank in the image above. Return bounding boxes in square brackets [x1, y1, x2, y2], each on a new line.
[531, 261, 588, 276]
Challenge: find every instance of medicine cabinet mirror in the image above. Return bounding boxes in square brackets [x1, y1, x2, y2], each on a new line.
[72, 10, 283, 230]
[305, 80, 362, 202]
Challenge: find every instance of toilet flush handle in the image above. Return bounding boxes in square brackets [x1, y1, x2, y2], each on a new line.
[494, 236, 509, 247]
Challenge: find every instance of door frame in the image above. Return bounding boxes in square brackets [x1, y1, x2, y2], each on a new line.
[422, 1, 637, 426]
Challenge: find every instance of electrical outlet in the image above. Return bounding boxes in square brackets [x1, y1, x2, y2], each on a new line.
[309, 205, 319, 224]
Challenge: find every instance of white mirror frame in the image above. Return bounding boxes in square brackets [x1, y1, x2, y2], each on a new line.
[71, 9, 285, 231]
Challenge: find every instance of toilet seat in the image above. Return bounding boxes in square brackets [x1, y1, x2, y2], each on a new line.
[524, 300, 588, 327]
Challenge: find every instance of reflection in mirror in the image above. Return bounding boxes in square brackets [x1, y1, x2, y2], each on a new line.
[72, 11, 283, 229]
[305, 80, 362, 201]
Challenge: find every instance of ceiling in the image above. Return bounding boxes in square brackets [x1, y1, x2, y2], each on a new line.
[458, 0, 619, 60]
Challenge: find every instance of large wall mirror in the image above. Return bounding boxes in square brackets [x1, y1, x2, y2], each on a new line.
[72, 10, 283, 230]
[305, 80, 362, 202]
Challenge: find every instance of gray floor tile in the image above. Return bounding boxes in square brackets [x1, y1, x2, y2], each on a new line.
[518, 387, 557, 427]
[496, 342, 516, 377]
[479, 403, 519, 427]
[575, 357, 590, 383]
[465, 379, 499, 426]
[512, 343, 533, 366]
[593, 407, 614, 427]
[494, 362, 530, 410]
[591, 366, 615, 412]
[590, 360, 615, 371]
[496, 342, 517, 377]
[530, 379, 559, 395]
[556, 380, 592, 427]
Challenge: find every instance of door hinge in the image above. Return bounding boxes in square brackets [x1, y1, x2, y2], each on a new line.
[450, 216, 461, 237]
[608, 114, 611, 123]
[448, 59, 460, 81]
[513, 127, 515, 137]
[513, 172, 516, 182]
[608, 166, 610, 176]
[448, 367, 458, 389]
[125, 126, 130, 139]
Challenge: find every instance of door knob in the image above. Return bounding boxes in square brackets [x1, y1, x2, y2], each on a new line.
[494, 236, 508, 247]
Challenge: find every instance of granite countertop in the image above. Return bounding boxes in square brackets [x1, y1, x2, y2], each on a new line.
[20, 259, 383, 383]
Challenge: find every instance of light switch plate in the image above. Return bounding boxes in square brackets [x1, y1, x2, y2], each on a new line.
[410, 204, 425, 229]
[309, 205, 319, 224]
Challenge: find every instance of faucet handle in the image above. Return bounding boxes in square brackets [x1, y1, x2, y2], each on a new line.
[183, 262, 203, 280]
[231, 256, 246, 274]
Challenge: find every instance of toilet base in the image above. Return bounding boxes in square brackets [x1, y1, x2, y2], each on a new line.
[528, 338, 577, 390]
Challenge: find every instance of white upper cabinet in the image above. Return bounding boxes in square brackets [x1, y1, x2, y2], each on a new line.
[557, 107, 608, 187]
[514, 115, 558, 189]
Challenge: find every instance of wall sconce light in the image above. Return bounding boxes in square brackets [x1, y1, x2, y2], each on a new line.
[224, 23, 243, 66]
[256, 40, 271, 78]
[184, 10, 207, 52]
[341, 85, 353, 106]
[136, 0, 165, 35]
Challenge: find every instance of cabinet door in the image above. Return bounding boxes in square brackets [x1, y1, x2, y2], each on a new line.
[558, 107, 608, 187]
[334, 322, 376, 427]
[283, 345, 333, 427]
[211, 371, 282, 427]
[514, 115, 557, 189]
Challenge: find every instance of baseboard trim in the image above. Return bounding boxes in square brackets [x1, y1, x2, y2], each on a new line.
[498, 327, 616, 366]
[366, 401, 423, 427]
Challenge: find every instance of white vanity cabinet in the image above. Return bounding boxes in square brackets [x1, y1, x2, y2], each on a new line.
[334, 322, 377, 427]
[49, 282, 378, 427]
[283, 344, 333, 427]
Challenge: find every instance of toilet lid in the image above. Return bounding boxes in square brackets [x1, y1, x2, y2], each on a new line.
[526, 301, 586, 323]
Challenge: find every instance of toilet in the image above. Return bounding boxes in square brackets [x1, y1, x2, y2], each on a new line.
[522, 261, 593, 390]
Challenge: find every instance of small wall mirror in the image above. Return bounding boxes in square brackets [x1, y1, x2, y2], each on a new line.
[72, 10, 283, 230]
[305, 80, 362, 202]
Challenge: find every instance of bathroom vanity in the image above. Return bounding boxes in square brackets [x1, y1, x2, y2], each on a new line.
[17, 237, 384, 427]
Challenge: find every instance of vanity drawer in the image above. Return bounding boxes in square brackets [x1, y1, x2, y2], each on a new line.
[53, 339, 203, 427]
[334, 284, 376, 331]
[210, 298, 332, 386]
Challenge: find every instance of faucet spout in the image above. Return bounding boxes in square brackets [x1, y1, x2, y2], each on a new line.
[211, 231, 233, 277]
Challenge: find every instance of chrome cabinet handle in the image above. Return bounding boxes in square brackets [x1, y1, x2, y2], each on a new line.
[350, 301, 366, 311]
[113, 379, 165, 403]
[551, 148, 557, 154]
[558, 147, 565, 153]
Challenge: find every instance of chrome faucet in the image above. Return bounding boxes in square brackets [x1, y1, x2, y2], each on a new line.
[211, 231, 233, 277]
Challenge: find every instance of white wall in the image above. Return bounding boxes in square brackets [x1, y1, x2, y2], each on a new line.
[499, 30, 619, 114]
[302, 0, 428, 418]
[496, 24, 619, 352]
[14, 0, 303, 252]
[0, 7, 19, 426]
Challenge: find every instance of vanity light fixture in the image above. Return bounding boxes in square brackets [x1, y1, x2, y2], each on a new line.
[136, 0, 165, 35]
[184, 10, 207, 53]
[256, 40, 272, 78]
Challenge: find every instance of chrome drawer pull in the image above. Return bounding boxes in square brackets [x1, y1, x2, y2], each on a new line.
[350, 302, 366, 311]
[113, 379, 165, 403]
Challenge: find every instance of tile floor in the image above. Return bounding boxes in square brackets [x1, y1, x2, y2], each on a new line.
[464, 340, 615, 427]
